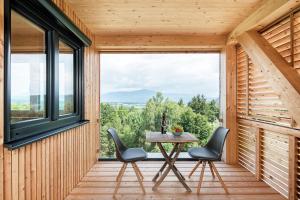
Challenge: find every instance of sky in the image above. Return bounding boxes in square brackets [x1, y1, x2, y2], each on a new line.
[100, 53, 220, 99]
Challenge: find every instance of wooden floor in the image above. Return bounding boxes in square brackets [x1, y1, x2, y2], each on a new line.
[66, 161, 286, 200]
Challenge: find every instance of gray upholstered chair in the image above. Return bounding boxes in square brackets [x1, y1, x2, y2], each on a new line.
[188, 127, 230, 194]
[107, 128, 147, 196]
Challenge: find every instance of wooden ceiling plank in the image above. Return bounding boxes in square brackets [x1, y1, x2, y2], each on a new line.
[237, 30, 300, 125]
[227, 0, 300, 44]
[66, 0, 263, 36]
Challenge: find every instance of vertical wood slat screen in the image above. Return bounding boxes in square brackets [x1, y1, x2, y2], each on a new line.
[237, 8, 300, 199]
[0, 0, 100, 199]
[236, 46, 292, 127]
[260, 130, 289, 197]
[237, 122, 256, 174]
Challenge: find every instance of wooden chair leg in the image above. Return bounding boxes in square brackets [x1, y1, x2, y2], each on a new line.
[197, 161, 206, 194]
[188, 160, 202, 178]
[114, 163, 127, 196]
[208, 161, 215, 178]
[211, 162, 228, 194]
[116, 163, 126, 182]
[132, 162, 144, 180]
[132, 162, 146, 194]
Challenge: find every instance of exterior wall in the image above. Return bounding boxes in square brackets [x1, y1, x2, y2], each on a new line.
[0, 0, 100, 199]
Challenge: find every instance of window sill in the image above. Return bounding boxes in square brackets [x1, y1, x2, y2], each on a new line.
[5, 120, 89, 150]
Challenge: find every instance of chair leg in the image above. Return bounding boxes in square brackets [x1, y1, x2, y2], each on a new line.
[208, 161, 215, 178]
[116, 163, 126, 182]
[114, 163, 127, 196]
[197, 161, 206, 194]
[132, 162, 144, 180]
[132, 162, 146, 194]
[188, 160, 202, 178]
[210, 162, 228, 194]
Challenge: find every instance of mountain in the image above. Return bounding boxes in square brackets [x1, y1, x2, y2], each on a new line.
[101, 89, 195, 104]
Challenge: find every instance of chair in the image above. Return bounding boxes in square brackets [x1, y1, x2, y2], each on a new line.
[188, 127, 230, 194]
[107, 128, 147, 196]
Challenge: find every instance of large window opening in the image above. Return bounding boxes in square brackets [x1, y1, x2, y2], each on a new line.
[100, 53, 220, 159]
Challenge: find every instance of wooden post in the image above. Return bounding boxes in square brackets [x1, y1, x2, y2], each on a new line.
[225, 44, 238, 164]
[288, 135, 296, 200]
[255, 128, 262, 181]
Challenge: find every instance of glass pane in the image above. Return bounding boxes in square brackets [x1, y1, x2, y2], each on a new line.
[10, 10, 47, 123]
[59, 40, 74, 115]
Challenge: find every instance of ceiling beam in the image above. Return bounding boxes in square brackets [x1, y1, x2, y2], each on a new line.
[95, 35, 226, 52]
[227, 0, 300, 44]
[237, 30, 300, 125]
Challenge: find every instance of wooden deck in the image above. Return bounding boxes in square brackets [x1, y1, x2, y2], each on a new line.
[66, 161, 286, 200]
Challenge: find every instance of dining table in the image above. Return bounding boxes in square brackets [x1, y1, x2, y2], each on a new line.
[146, 131, 198, 192]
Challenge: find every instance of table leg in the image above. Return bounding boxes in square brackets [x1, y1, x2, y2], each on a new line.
[152, 143, 178, 182]
[153, 143, 191, 192]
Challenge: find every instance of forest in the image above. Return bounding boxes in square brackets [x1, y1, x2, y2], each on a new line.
[100, 93, 220, 157]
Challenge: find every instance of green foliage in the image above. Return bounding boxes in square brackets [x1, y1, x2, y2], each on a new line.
[188, 95, 219, 123]
[100, 93, 220, 157]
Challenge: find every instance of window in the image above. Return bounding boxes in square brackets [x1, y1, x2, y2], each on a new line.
[4, 0, 90, 148]
[11, 10, 47, 123]
[59, 40, 75, 116]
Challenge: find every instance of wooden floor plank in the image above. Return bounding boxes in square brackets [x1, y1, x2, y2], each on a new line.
[66, 161, 286, 200]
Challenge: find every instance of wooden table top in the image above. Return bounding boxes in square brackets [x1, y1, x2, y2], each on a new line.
[146, 132, 198, 143]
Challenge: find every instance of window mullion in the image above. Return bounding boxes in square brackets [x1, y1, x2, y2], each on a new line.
[50, 31, 59, 121]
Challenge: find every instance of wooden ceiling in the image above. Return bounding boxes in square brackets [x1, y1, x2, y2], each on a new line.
[65, 0, 264, 36]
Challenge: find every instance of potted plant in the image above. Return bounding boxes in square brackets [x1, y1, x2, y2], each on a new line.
[171, 124, 184, 136]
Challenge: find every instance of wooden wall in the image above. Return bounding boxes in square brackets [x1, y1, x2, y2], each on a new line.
[0, 0, 100, 200]
[235, 9, 300, 199]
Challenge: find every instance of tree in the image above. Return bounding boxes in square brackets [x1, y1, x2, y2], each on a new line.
[100, 93, 219, 157]
[178, 98, 184, 106]
[188, 95, 207, 115]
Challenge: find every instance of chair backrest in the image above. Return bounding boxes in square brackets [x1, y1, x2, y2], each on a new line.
[205, 127, 229, 160]
[107, 128, 127, 161]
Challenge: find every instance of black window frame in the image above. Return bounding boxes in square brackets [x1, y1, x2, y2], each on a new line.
[4, 0, 90, 149]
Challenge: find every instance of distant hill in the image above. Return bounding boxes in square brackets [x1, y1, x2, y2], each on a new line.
[101, 89, 196, 104]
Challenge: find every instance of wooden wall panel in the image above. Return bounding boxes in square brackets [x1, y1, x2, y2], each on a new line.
[236, 8, 300, 198]
[0, 0, 100, 200]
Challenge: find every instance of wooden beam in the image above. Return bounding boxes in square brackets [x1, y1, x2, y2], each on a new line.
[227, 0, 300, 44]
[225, 44, 238, 164]
[95, 34, 226, 52]
[255, 128, 262, 181]
[237, 30, 300, 125]
[288, 135, 296, 200]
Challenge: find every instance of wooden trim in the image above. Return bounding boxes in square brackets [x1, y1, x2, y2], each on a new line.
[255, 128, 262, 181]
[227, 0, 300, 44]
[245, 55, 249, 116]
[225, 44, 238, 164]
[95, 34, 226, 52]
[290, 12, 294, 68]
[237, 30, 300, 125]
[238, 118, 300, 137]
[288, 135, 296, 200]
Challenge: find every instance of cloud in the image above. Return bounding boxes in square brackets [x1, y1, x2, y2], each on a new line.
[100, 53, 220, 98]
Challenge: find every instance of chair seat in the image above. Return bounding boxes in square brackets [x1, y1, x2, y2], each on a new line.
[121, 148, 147, 162]
[188, 147, 219, 161]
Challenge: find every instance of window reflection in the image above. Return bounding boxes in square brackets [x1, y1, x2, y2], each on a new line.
[59, 40, 74, 115]
[10, 10, 47, 123]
